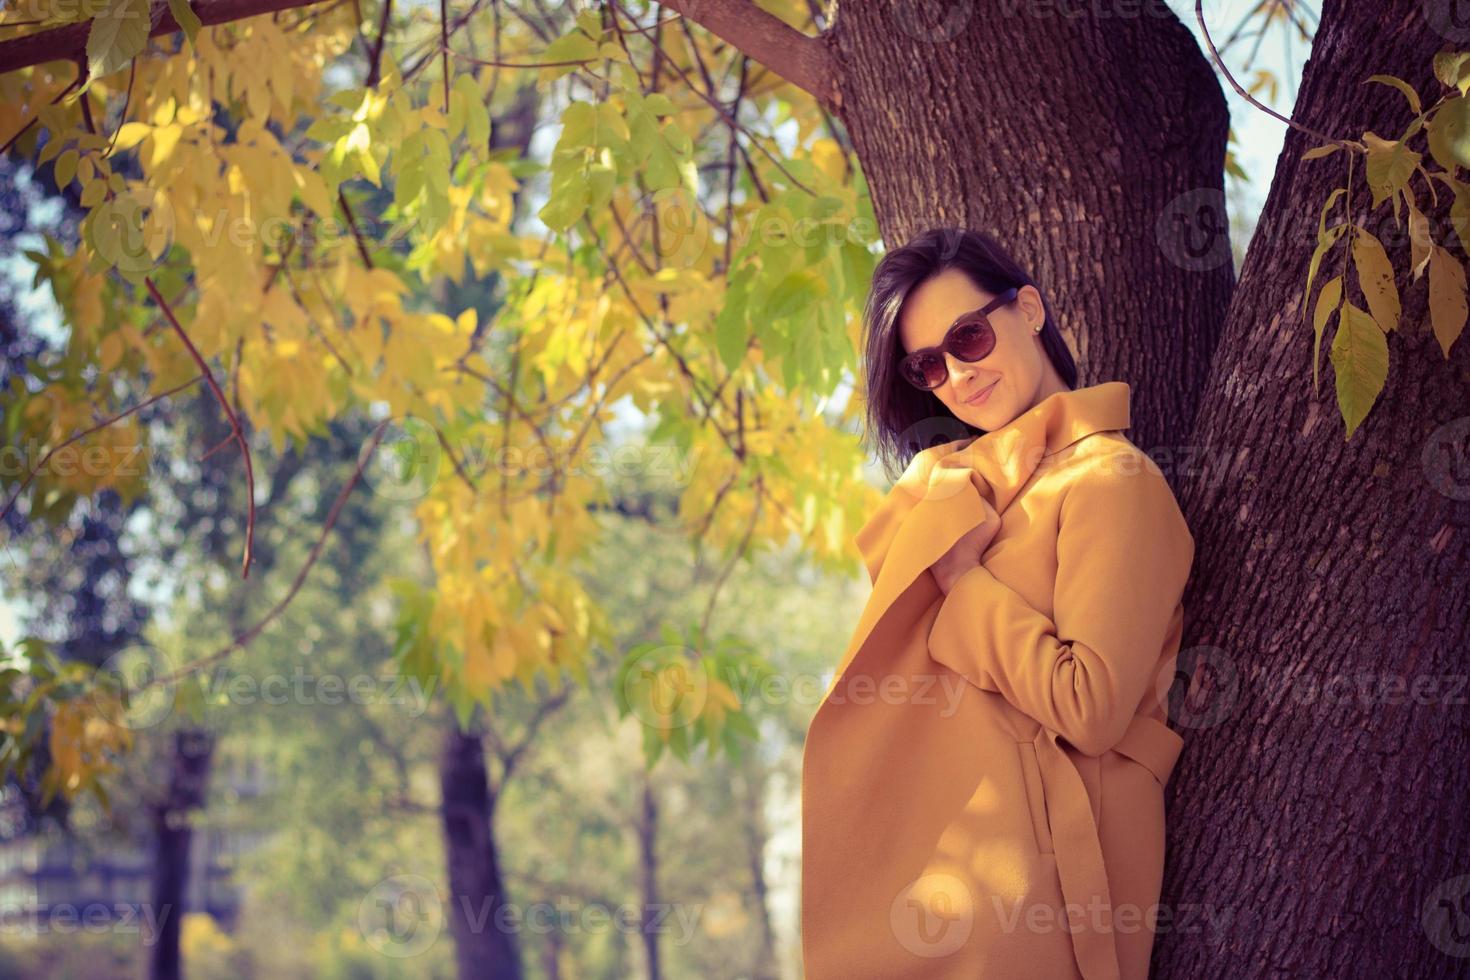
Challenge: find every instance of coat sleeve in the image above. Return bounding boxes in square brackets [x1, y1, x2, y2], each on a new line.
[925, 454, 1195, 757]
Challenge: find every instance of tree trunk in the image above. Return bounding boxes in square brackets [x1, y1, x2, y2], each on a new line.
[1158, 2, 1470, 976]
[737, 768, 779, 980]
[541, 927, 565, 980]
[823, 0, 1233, 452]
[439, 722, 522, 980]
[149, 727, 215, 980]
[435, 87, 539, 980]
[637, 775, 663, 980]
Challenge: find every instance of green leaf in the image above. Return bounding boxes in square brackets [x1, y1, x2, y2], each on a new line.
[840, 239, 876, 310]
[1428, 96, 1470, 171]
[538, 166, 591, 231]
[644, 92, 676, 117]
[713, 297, 748, 373]
[1329, 300, 1388, 440]
[573, 7, 602, 39]
[86, 0, 152, 82]
[174, 674, 206, 723]
[53, 148, 78, 188]
[166, 0, 202, 46]
[761, 268, 822, 323]
[541, 26, 600, 77]
[1434, 52, 1470, 95]
[1361, 132, 1418, 210]
[453, 74, 488, 147]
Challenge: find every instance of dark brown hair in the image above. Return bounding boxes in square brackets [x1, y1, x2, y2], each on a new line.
[861, 227, 1079, 481]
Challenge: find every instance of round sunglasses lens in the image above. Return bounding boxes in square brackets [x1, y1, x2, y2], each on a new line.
[921, 355, 948, 389]
[950, 321, 995, 361]
[903, 354, 945, 390]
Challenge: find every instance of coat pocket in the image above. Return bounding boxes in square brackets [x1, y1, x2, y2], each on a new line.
[1015, 740, 1054, 855]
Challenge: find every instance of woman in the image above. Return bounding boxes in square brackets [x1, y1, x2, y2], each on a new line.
[801, 228, 1195, 980]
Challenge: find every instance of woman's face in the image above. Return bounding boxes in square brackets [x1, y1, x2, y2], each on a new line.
[897, 269, 1060, 430]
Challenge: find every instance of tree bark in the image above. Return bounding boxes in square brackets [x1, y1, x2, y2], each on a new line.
[1158, 2, 1470, 975]
[149, 727, 215, 980]
[439, 722, 522, 980]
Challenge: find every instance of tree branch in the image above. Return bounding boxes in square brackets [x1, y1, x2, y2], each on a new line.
[145, 276, 257, 579]
[0, 0, 330, 76]
[143, 419, 390, 690]
[654, 0, 840, 112]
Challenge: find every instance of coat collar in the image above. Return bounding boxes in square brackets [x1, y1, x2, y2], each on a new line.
[824, 382, 1131, 695]
[854, 381, 1131, 583]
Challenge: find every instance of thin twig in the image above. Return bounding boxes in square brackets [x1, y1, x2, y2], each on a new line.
[366, 0, 393, 87]
[439, 0, 449, 113]
[0, 70, 83, 156]
[1195, 0, 1345, 149]
[143, 420, 391, 688]
[0, 374, 204, 524]
[338, 188, 375, 268]
[144, 276, 257, 578]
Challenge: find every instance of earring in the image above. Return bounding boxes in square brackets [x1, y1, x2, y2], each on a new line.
[1033, 323, 1042, 333]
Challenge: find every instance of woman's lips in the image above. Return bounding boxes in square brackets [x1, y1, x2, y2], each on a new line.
[964, 380, 998, 405]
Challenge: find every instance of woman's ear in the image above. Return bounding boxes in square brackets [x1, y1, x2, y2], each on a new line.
[1017, 284, 1045, 330]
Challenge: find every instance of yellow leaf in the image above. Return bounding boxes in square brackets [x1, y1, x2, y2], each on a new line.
[1329, 301, 1388, 440]
[111, 122, 151, 153]
[811, 137, 847, 182]
[54, 149, 78, 187]
[1311, 275, 1342, 397]
[149, 124, 182, 168]
[1405, 192, 1432, 280]
[1427, 244, 1467, 359]
[99, 331, 125, 371]
[1350, 227, 1400, 331]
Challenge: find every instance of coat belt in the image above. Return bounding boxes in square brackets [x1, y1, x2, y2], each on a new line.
[1031, 713, 1184, 980]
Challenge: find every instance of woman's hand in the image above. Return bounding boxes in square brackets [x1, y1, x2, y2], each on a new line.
[929, 504, 1002, 596]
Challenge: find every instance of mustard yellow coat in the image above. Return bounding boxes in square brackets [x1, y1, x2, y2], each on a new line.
[801, 381, 1194, 980]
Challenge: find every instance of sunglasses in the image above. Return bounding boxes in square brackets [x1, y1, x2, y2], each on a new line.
[898, 287, 1020, 391]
